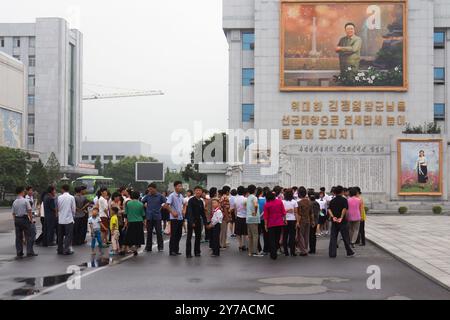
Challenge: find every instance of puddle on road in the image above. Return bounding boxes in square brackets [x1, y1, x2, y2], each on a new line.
[1, 254, 124, 300]
[257, 276, 349, 296]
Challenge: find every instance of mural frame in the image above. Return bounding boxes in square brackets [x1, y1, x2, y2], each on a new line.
[397, 138, 443, 196]
[279, 0, 408, 92]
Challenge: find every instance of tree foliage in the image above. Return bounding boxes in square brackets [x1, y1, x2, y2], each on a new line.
[27, 159, 49, 194]
[45, 152, 61, 184]
[0, 146, 28, 193]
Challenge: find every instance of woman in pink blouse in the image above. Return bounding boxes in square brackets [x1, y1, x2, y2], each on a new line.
[264, 191, 287, 260]
[347, 187, 363, 247]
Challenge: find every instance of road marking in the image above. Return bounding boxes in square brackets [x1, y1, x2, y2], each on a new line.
[23, 237, 173, 300]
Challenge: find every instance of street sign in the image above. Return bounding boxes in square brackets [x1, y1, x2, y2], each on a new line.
[135, 162, 164, 182]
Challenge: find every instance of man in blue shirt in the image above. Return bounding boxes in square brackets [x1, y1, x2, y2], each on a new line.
[164, 181, 185, 256]
[142, 183, 166, 252]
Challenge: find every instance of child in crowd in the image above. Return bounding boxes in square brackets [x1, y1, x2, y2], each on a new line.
[88, 208, 103, 254]
[110, 206, 120, 255]
[208, 198, 223, 257]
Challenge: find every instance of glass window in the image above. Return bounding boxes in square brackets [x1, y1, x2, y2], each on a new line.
[434, 31, 445, 47]
[82, 155, 89, 161]
[13, 37, 20, 48]
[28, 75, 35, 87]
[116, 155, 125, 161]
[28, 95, 35, 106]
[434, 103, 445, 120]
[28, 114, 35, 125]
[242, 104, 255, 122]
[13, 55, 20, 61]
[242, 32, 255, 50]
[91, 155, 100, 161]
[434, 68, 445, 81]
[29, 55, 36, 67]
[27, 134, 35, 145]
[104, 155, 113, 161]
[244, 138, 254, 150]
[29, 37, 36, 48]
[242, 68, 254, 86]
[0, 37, 4, 47]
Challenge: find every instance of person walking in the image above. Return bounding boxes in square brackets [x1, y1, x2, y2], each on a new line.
[185, 186, 208, 258]
[347, 187, 362, 247]
[296, 187, 313, 256]
[263, 191, 286, 260]
[219, 186, 231, 249]
[142, 183, 166, 252]
[123, 191, 146, 256]
[355, 187, 366, 246]
[309, 193, 320, 254]
[246, 185, 262, 257]
[73, 186, 90, 245]
[165, 181, 185, 256]
[282, 189, 298, 257]
[328, 185, 355, 258]
[43, 186, 58, 246]
[12, 186, 37, 259]
[57, 185, 76, 255]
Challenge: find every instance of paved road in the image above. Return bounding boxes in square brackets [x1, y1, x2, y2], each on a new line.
[0, 217, 449, 300]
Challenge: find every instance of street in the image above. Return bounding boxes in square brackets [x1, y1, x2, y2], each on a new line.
[0, 208, 449, 300]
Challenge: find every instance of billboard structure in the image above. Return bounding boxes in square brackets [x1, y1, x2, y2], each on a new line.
[280, 0, 408, 91]
[135, 162, 164, 182]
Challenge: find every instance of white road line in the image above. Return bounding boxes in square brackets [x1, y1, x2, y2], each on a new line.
[23, 237, 173, 300]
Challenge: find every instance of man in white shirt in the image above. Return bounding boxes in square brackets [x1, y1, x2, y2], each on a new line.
[97, 188, 110, 245]
[57, 185, 76, 255]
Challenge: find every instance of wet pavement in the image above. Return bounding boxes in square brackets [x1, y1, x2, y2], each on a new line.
[0, 215, 449, 300]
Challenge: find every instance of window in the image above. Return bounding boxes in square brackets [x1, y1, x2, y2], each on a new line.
[116, 155, 125, 161]
[104, 155, 113, 161]
[29, 55, 36, 67]
[29, 37, 36, 48]
[242, 104, 255, 122]
[242, 68, 255, 86]
[13, 37, 20, 48]
[434, 68, 445, 82]
[13, 55, 20, 61]
[434, 31, 445, 48]
[91, 155, 100, 161]
[82, 155, 89, 161]
[244, 138, 254, 150]
[28, 114, 35, 125]
[27, 134, 35, 145]
[0, 37, 4, 47]
[242, 32, 255, 50]
[28, 95, 35, 106]
[434, 103, 445, 120]
[28, 75, 35, 87]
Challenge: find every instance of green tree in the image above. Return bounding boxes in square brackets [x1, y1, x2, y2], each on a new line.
[45, 152, 61, 184]
[0, 146, 28, 193]
[106, 156, 159, 191]
[94, 156, 103, 175]
[27, 159, 49, 194]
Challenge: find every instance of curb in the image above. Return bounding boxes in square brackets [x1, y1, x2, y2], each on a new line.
[366, 237, 450, 292]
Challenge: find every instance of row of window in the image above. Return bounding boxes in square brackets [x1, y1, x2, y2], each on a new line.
[435, 31, 445, 48]
[0, 37, 35, 48]
[11, 55, 35, 67]
[82, 155, 126, 161]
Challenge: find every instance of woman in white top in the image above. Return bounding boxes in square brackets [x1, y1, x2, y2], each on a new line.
[415, 150, 429, 189]
[282, 189, 298, 256]
[316, 191, 328, 236]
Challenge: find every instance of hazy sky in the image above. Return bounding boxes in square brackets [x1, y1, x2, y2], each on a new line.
[1, 0, 229, 157]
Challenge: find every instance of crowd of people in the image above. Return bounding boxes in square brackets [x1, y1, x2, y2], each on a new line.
[10, 181, 367, 261]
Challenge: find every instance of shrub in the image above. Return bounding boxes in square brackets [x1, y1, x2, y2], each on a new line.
[398, 207, 408, 215]
[432, 206, 443, 215]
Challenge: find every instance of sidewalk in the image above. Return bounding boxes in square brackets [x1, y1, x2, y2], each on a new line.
[366, 215, 450, 290]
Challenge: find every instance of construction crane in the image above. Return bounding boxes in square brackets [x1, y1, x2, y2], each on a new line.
[82, 83, 164, 101]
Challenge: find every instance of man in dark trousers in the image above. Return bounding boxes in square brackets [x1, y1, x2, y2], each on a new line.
[185, 186, 208, 258]
[44, 186, 58, 246]
[165, 181, 185, 256]
[142, 183, 166, 252]
[12, 186, 37, 258]
[328, 185, 355, 258]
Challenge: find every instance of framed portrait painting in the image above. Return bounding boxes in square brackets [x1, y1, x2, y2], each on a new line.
[280, 0, 408, 91]
[397, 139, 443, 196]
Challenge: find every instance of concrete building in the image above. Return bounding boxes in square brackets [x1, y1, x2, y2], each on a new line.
[0, 18, 84, 174]
[81, 141, 152, 165]
[0, 51, 26, 149]
[201, 0, 450, 205]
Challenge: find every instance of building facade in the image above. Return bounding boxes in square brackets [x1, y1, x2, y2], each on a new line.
[0, 51, 26, 149]
[81, 141, 152, 165]
[201, 0, 450, 204]
[0, 18, 83, 173]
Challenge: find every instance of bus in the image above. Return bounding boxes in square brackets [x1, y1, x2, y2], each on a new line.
[73, 176, 116, 201]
